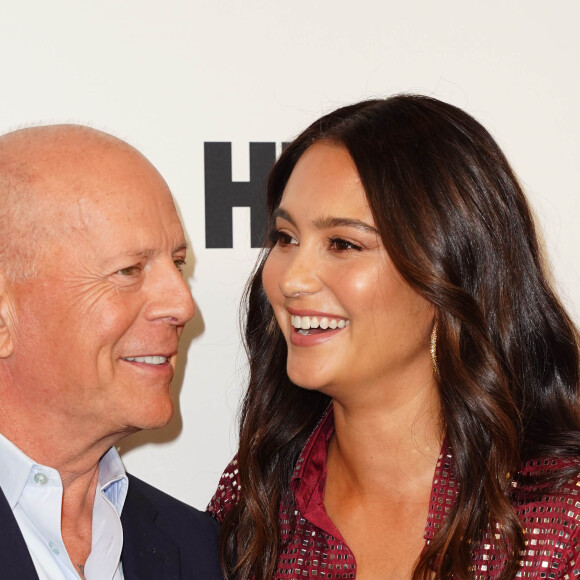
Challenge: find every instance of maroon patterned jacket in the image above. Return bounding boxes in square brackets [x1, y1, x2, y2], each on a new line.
[208, 408, 580, 578]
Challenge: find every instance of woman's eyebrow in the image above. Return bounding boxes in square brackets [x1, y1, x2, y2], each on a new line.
[274, 207, 377, 234]
[273, 207, 296, 227]
[312, 216, 378, 234]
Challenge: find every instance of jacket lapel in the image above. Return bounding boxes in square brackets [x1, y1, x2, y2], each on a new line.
[121, 476, 181, 580]
[0, 487, 39, 579]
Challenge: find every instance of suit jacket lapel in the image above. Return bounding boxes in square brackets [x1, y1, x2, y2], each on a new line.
[0, 487, 39, 579]
[121, 476, 181, 580]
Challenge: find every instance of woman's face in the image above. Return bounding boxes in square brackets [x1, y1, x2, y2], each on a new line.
[262, 143, 435, 405]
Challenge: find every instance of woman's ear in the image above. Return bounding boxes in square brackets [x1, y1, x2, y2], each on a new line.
[0, 272, 16, 358]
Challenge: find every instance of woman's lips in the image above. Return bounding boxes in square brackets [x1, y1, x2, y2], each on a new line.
[288, 313, 350, 346]
[291, 314, 350, 332]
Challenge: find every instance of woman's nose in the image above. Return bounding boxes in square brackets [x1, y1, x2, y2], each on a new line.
[278, 249, 322, 298]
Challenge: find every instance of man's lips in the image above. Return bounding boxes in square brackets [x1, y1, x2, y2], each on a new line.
[123, 356, 167, 365]
[121, 355, 174, 366]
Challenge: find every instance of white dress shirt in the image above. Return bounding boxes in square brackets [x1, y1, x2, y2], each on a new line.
[0, 433, 128, 580]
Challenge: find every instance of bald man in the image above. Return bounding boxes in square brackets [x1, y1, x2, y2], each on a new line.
[0, 126, 221, 579]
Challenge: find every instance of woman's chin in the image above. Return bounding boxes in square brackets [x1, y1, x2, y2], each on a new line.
[288, 369, 334, 395]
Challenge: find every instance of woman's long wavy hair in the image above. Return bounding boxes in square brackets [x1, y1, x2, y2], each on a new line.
[218, 95, 580, 579]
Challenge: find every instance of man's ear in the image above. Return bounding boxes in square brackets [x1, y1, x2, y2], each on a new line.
[0, 272, 16, 359]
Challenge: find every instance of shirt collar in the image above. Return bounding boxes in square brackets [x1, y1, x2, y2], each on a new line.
[290, 404, 334, 514]
[97, 446, 129, 515]
[289, 405, 458, 546]
[0, 432, 41, 509]
[0, 432, 128, 514]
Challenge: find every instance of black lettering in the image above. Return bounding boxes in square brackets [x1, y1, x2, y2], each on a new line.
[204, 142, 276, 248]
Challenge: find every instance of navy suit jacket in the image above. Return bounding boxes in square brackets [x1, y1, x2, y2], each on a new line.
[0, 473, 222, 579]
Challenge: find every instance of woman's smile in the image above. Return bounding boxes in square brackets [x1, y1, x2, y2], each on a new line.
[262, 142, 434, 398]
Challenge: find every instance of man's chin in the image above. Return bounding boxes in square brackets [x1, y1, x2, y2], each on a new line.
[126, 393, 175, 432]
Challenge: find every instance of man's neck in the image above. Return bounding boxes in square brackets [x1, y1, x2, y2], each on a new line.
[60, 462, 100, 573]
[0, 409, 126, 567]
[0, 398, 128, 474]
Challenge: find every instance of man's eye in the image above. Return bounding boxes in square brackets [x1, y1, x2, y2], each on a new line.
[174, 259, 186, 272]
[116, 265, 141, 276]
[328, 237, 363, 252]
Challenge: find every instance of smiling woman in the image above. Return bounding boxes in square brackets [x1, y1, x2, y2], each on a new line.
[263, 143, 434, 401]
[208, 95, 580, 580]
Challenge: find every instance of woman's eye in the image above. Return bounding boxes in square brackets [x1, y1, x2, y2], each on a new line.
[269, 230, 298, 247]
[328, 237, 363, 252]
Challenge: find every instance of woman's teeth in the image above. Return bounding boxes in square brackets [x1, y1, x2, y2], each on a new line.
[291, 315, 350, 334]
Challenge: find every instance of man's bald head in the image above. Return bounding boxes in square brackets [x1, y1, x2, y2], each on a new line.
[0, 124, 163, 280]
[0, 123, 194, 442]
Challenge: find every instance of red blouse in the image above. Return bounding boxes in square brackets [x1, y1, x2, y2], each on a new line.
[208, 408, 580, 578]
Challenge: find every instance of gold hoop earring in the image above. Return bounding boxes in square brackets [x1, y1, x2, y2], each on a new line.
[430, 320, 439, 377]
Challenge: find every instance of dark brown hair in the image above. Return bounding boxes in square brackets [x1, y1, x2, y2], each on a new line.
[219, 95, 580, 579]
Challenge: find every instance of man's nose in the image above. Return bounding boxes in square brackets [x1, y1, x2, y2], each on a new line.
[149, 262, 196, 325]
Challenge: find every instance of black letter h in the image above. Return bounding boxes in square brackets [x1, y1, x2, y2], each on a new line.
[204, 142, 275, 248]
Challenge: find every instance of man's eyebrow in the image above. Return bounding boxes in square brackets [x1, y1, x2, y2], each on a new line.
[117, 242, 191, 258]
[174, 241, 191, 254]
[117, 249, 155, 258]
[273, 207, 377, 234]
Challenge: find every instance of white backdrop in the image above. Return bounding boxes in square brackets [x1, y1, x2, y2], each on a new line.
[1, 1, 578, 509]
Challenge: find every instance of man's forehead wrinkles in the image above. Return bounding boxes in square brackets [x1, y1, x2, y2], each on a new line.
[74, 197, 94, 229]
